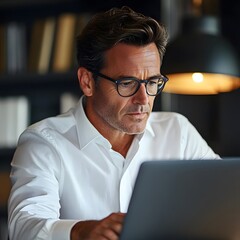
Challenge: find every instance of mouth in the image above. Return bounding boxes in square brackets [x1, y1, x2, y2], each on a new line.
[127, 112, 148, 120]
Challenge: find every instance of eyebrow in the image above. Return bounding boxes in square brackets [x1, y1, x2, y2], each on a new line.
[116, 74, 162, 80]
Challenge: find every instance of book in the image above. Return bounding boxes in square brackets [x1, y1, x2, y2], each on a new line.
[28, 19, 45, 72]
[0, 99, 7, 146]
[0, 24, 6, 73]
[52, 13, 78, 72]
[0, 96, 29, 147]
[38, 17, 56, 74]
[6, 22, 27, 73]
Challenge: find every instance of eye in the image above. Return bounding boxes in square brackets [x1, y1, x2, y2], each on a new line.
[148, 80, 158, 86]
[118, 79, 137, 88]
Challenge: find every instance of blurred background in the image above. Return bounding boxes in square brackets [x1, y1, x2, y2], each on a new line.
[0, 0, 239, 239]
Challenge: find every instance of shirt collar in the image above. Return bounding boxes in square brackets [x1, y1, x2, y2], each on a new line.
[145, 116, 155, 138]
[73, 96, 111, 149]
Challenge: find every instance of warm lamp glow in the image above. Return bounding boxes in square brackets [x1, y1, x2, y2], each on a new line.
[192, 72, 204, 83]
[163, 73, 240, 95]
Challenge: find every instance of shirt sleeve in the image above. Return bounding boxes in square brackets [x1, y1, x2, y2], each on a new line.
[8, 129, 78, 240]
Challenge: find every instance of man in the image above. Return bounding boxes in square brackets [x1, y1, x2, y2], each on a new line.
[8, 6, 220, 240]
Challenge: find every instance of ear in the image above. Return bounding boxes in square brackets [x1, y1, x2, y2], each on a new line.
[77, 67, 95, 96]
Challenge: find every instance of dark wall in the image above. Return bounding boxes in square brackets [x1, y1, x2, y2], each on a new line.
[166, 90, 240, 158]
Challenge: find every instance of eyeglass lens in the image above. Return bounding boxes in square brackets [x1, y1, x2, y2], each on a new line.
[117, 78, 165, 97]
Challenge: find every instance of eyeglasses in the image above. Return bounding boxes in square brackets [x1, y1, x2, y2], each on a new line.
[92, 71, 168, 97]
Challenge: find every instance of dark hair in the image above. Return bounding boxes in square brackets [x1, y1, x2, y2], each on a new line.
[76, 6, 168, 73]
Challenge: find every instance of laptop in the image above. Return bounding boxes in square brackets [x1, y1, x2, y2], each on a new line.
[120, 159, 240, 240]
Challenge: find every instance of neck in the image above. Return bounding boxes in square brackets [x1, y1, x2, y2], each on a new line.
[92, 118, 135, 157]
[109, 133, 135, 158]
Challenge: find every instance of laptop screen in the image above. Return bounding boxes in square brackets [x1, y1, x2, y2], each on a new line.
[120, 159, 240, 240]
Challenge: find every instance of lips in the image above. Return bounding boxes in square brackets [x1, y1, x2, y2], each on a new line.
[127, 106, 150, 114]
[127, 112, 147, 120]
[129, 112, 146, 115]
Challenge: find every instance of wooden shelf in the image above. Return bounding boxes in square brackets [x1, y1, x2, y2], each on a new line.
[0, 71, 80, 96]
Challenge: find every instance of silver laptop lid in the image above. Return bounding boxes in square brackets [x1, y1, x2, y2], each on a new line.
[120, 159, 240, 240]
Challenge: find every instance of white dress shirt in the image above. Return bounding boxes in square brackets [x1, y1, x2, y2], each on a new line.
[8, 96, 220, 240]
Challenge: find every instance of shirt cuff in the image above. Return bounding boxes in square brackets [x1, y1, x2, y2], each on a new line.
[51, 220, 79, 240]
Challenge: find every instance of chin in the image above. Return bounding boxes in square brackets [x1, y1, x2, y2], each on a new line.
[119, 120, 147, 135]
[125, 127, 145, 135]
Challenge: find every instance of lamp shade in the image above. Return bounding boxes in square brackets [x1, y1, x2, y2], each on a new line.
[161, 16, 240, 94]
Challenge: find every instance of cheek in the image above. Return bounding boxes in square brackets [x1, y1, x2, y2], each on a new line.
[111, 96, 130, 114]
[149, 96, 155, 109]
[102, 85, 129, 109]
[93, 87, 127, 114]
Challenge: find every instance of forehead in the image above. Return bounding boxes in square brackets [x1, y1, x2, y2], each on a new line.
[103, 43, 161, 74]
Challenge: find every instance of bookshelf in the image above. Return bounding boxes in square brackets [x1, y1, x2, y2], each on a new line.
[0, 1, 90, 150]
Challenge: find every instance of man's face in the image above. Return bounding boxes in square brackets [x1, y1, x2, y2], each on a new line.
[86, 43, 161, 135]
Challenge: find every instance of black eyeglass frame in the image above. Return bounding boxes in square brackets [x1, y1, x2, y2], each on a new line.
[91, 71, 169, 97]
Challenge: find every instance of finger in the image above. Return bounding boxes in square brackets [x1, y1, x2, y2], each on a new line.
[101, 228, 119, 240]
[102, 213, 125, 236]
[108, 212, 126, 223]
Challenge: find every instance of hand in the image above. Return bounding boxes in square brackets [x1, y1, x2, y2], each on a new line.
[70, 212, 126, 240]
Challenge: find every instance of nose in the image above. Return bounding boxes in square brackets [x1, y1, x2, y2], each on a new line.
[132, 83, 149, 105]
